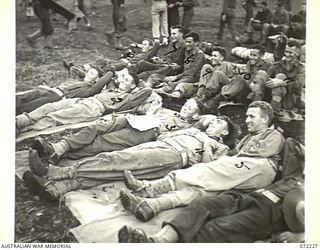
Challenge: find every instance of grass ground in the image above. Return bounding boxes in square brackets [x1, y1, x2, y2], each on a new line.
[15, 0, 304, 242]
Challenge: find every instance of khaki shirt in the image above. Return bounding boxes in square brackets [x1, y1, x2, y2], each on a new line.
[235, 128, 285, 167]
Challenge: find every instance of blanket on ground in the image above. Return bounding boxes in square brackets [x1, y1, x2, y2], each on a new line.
[15, 150, 183, 243]
[66, 185, 183, 243]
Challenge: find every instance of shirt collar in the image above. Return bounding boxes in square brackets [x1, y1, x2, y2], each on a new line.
[280, 58, 301, 68]
[174, 39, 185, 49]
[186, 47, 199, 56]
[210, 136, 224, 143]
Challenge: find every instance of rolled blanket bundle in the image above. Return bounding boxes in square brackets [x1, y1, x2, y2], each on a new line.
[231, 47, 274, 64]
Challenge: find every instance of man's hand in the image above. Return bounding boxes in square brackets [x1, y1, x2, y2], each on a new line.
[249, 82, 260, 92]
[83, 63, 91, 71]
[146, 96, 163, 115]
[265, 78, 287, 88]
[151, 56, 164, 64]
[222, 14, 227, 21]
[169, 63, 180, 71]
[273, 231, 305, 243]
[164, 75, 178, 82]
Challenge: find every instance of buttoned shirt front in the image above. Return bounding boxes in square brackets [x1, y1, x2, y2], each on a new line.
[177, 47, 205, 79]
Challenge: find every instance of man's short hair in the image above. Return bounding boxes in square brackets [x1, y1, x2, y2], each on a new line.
[184, 31, 200, 42]
[248, 101, 275, 125]
[127, 70, 139, 86]
[251, 44, 266, 55]
[219, 115, 240, 149]
[211, 46, 227, 59]
[261, 1, 267, 6]
[143, 38, 154, 47]
[291, 14, 304, 24]
[287, 40, 301, 51]
[171, 25, 185, 34]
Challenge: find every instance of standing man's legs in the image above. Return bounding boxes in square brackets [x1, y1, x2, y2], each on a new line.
[27, 0, 53, 42]
[159, 6, 169, 44]
[167, 6, 179, 29]
[151, 2, 161, 42]
[217, 13, 226, 40]
[226, 9, 239, 42]
[243, 3, 254, 28]
[182, 6, 194, 32]
[112, 1, 119, 33]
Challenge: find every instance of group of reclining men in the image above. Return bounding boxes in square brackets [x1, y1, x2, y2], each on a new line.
[17, 25, 305, 243]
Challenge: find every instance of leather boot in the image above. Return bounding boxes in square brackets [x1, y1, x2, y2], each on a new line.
[23, 171, 56, 202]
[31, 137, 60, 164]
[29, 148, 50, 177]
[119, 188, 156, 222]
[118, 225, 153, 243]
[120, 188, 175, 222]
[29, 149, 73, 180]
[123, 170, 144, 191]
[23, 171, 80, 201]
[123, 170, 174, 197]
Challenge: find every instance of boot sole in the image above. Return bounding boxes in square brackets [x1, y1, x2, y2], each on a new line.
[118, 225, 150, 243]
[119, 189, 153, 222]
[120, 189, 132, 211]
[118, 225, 129, 243]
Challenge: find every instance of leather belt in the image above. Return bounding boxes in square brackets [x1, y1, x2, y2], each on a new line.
[52, 88, 66, 99]
[92, 98, 106, 113]
[255, 189, 280, 203]
[162, 138, 188, 167]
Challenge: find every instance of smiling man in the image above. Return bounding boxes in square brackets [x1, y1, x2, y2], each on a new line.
[266, 40, 305, 114]
[244, 45, 271, 101]
[16, 69, 152, 133]
[154, 31, 205, 95]
[165, 46, 234, 100]
[119, 136, 304, 243]
[135, 25, 186, 80]
[119, 101, 285, 222]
